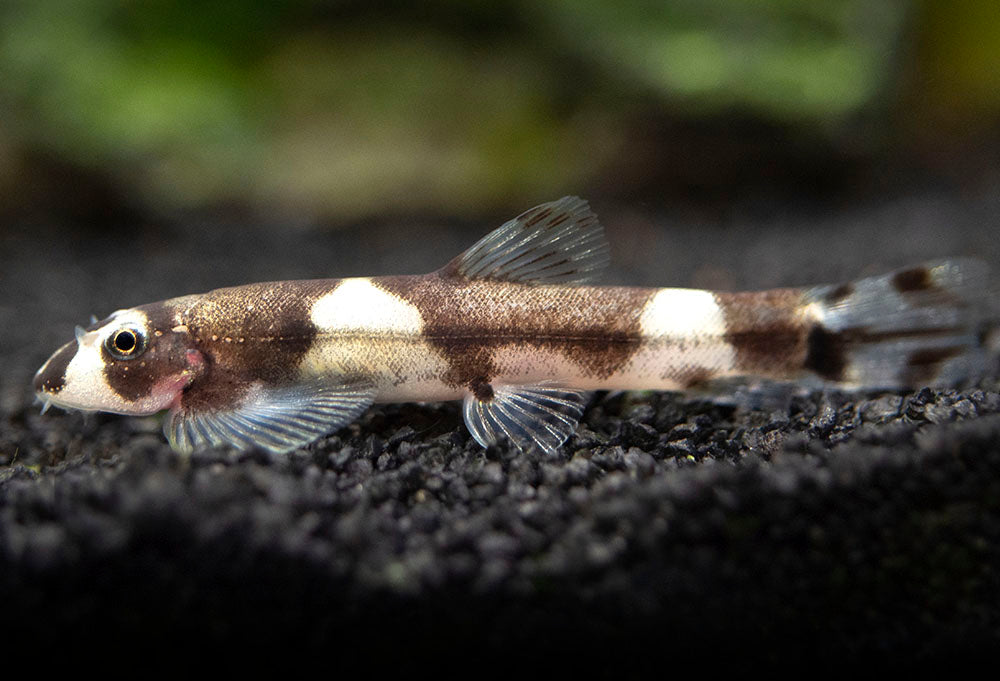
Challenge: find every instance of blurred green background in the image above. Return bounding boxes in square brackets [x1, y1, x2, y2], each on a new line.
[2, 0, 998, 223]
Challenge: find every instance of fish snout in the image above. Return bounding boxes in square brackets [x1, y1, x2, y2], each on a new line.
[34, 341, 76, 396]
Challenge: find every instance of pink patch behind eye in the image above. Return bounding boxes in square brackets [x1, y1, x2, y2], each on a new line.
[150, 374, 193, 411]
[149, 351, 205, 411]
[186, 349, 206, 369]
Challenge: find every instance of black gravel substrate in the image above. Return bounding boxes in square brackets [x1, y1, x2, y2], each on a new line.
[3, 187, 1000, 671]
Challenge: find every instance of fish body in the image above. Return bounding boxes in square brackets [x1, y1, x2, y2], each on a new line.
[34, 197, 995, 454]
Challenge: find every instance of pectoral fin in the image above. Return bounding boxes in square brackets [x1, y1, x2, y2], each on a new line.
[462, 382, 587, 454]
[165, 378, 375, 454]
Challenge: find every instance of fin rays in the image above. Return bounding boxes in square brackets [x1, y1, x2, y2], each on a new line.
[805, 258, 995, 388]
[166, 379, 375, 454]
[463, 383, 587, 454]
[449, 196, 609, 285]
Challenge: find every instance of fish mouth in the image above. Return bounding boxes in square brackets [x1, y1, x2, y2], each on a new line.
[33, 391, 78, 415]
[33, 371, 193, 417]
[33, 389, 94, 415]
[34, 393, 53, 414]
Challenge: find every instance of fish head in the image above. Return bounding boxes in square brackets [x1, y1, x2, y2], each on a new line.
[34, 306, 206, 416]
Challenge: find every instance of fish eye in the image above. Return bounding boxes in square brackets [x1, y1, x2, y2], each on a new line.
[105, 327, 146, 360]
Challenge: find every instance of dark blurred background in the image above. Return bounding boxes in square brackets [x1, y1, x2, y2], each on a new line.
[2, 0, 998, 225]
[5, 0, 1000, 387]
[4, 5, 1000, 665]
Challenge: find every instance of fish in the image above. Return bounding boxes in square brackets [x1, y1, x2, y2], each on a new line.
[33, 196, 997, 455]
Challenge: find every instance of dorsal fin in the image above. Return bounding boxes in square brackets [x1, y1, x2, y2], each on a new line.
[442, 196, 610, 285]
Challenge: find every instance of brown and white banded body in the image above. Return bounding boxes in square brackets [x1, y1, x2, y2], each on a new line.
[33, 197, 996, 454]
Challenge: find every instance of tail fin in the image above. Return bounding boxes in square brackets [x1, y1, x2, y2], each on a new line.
[803, 259, 998, 389]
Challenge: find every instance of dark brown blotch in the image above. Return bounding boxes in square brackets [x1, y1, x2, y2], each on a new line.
[803, 325, 848, 382]
[375, 275, 653, 390]
[801, 322, 964, 385]
[679, 366, 716, 389]
[825, 283, 853, 304]
[903, 346, 963, 386]
[715, 290, 811, 378]
[183, 280, 331, 387]
[891, 267, 934, 293]
[471, 378, 494, 401]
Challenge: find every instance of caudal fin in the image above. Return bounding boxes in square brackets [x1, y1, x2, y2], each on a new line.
[803, 259, 998, 389]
